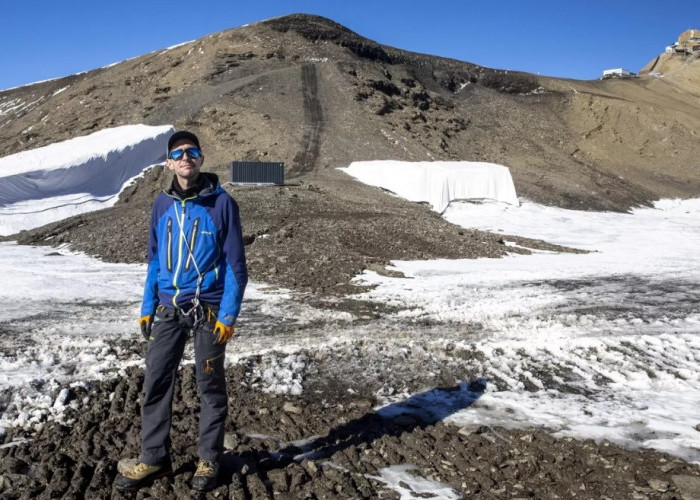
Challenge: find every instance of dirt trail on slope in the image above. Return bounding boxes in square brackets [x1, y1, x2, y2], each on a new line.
[291, 64, 324, 176]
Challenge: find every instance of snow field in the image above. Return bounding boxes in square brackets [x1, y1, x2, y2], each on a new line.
[350, 196, 700, 463]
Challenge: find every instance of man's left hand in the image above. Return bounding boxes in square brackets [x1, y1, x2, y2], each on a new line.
[213, 321, 234, 344]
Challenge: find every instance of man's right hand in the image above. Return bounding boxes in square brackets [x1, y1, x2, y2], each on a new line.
[140, 315, 153, 340]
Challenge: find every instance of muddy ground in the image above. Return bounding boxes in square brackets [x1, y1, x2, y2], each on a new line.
[1, 348, 699, 500]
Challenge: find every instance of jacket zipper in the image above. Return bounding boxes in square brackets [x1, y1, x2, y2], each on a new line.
[204, 352, 225, 375]
[166, 218, 173, 271]
[171, 200, 187, 308]
[185, 218, 200, 270]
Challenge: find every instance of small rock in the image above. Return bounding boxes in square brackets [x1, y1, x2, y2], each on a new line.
[283, 402, 303, 415]
[267, 469, 289, 492]
[223, 433, 237, 450]
[246, 474, 269, 498]
[672, 475, 700, 500]
[350, 399, 372, 410]
[648, 479, 668, 492]
[303, 459, 318, 475]
[229, 472, 246, 497]
[116, 458, 138, 475]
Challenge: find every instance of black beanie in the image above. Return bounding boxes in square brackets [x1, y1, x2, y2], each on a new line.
[167, 130, 201, 152]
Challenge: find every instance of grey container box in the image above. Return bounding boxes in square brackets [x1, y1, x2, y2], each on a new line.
[230, 161, 284, 185]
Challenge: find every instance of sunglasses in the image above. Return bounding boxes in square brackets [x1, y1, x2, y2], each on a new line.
[168, 147, 201, 160]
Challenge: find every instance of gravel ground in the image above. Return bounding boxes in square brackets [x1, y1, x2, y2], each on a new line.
[1, 306, 700, 500]
[2, 358, 700, 499]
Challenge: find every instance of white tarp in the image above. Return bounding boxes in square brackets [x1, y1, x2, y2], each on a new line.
[0, 124, 173, 235]
[340, 160, 519, 213]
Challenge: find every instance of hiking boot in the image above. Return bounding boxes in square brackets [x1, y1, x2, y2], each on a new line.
[114, 459, 172, 490]
[192, 459, 219, 491]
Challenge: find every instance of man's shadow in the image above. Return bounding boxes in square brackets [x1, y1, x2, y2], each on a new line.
[220, 378, 487, 481]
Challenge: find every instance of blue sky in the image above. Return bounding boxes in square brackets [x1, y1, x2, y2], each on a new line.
[2, 1, 698, 90]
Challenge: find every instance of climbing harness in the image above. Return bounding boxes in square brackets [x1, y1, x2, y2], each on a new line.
[173, 200, 205, 330]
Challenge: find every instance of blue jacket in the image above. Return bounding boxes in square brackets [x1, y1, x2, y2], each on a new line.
[141, 173, 248, 326]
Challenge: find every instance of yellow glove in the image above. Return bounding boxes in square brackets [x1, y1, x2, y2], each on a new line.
[140, 315, 153, 340]
[213, 321, 234, 344]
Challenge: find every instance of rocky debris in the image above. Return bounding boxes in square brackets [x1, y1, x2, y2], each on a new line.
[0, 361, 698, 499]
[13, 177, 576, 297]
[478, 70, 541, 94]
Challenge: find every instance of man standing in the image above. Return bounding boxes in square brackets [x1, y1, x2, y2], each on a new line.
[116, 131, 248, 492]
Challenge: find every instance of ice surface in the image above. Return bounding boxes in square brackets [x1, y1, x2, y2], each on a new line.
[340, 160, 519, 212]
[355, 198, 700, 463]
[366, 464, 461, 499]
[0, 124, 174, 235]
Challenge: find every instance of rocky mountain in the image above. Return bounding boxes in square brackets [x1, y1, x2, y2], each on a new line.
[3, 17, 700, 499]
[641, 28, 700, 94]
[1, 14, 699, 291]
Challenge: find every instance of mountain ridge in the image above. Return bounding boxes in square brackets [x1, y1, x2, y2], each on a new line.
[1, 13, 699, 292]
[1, 14, 697, 210]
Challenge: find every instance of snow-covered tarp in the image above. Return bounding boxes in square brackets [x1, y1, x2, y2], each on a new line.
[340, 160, 519, 212]
[0, 124, 174, 235]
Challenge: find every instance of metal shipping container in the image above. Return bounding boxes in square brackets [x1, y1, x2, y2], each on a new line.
[230, 161, 284, 185]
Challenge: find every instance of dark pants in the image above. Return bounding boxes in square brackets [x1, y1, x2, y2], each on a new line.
[140, 305, 228, 465]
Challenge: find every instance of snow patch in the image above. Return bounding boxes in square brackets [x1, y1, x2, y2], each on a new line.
[351, 197, 700, 463]
[367, 464, 461, 499]
[252, 353, 307, 395]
